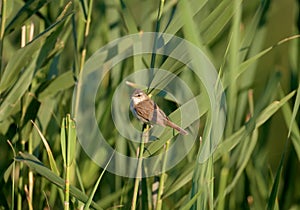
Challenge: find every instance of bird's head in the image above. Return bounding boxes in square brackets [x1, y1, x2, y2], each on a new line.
[131, 89, 149, 105]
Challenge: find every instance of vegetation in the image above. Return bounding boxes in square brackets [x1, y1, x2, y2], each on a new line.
[0, 0, 299, 209]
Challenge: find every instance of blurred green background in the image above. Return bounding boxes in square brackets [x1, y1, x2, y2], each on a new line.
[0, 0, 299, 209]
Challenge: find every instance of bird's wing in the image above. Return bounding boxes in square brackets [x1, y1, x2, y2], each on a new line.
[134, 99, 154, 123]
[135, 99, 168, 127]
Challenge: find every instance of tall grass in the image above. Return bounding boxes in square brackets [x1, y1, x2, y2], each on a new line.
[0, 0, 299, 209]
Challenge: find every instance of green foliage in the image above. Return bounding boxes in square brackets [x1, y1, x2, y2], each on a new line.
[0, 0, 299, 209]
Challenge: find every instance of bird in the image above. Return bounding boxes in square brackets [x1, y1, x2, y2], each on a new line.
[130, 89, 188, 135]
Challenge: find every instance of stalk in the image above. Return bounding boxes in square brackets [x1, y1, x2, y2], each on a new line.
[155, 140, 170, 210]
[79, 0, 93, 72]
[0, 0, 6, 74]
[131, 125, 149, 209]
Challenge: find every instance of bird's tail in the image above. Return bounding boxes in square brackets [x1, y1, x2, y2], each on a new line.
[165, 120, 188, 135]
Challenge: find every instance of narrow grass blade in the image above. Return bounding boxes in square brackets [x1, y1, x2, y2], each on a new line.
[163, 163, 194, 198]
[214, 90, 295, 161]
[178, 0, 204, 49]
[225, 0, 241, 136]
[0, 13, 71, 121]
[164, 0, 206, 35]
[118, 0, 138, 33]
[256, 90, 296, 127]
[204, 0, 243, 44]
[234, 35, 300, 89]
[245, 71, 281, 133]
[97, 186, 132, 208]
[5, 0, 48, 35]
[0, 55, 37, 120]
[0, 39, 41, 92]
[15, 152, 103, 210]
[180, 190, 203, 210]
[280, 89, 300, 160]
[31, 120, 60, 175]
[239, 0, 271, 61]
[288, 84, 300, 138]
[38, 70, 74, 99]
[6, 140, 16, 210]
[225, 129, 258, 195]
[190, 157, 213, 210]
[84, 151, 115, 210]
[266, 144, 286, 210]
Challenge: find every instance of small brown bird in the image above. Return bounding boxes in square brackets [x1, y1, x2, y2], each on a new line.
[130, 89, 188, 135]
